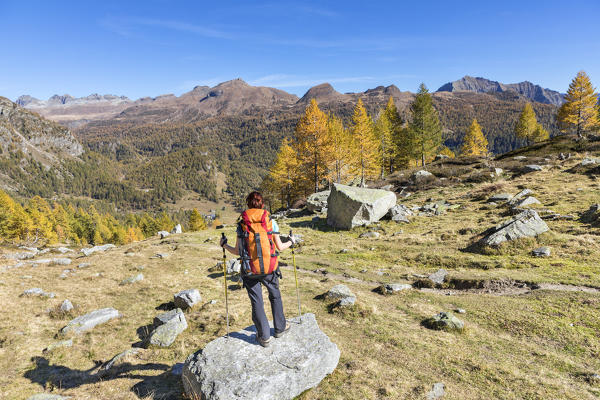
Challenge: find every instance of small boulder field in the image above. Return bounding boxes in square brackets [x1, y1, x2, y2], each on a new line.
[1, 134, 600, 399]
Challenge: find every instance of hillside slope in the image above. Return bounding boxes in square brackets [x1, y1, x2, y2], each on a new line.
[2, 136, 599, 399]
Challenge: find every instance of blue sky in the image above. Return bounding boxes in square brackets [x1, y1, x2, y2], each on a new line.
[1, 0, 599, 100]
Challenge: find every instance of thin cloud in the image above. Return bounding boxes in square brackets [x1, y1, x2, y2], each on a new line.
[100, 17, 235, 40]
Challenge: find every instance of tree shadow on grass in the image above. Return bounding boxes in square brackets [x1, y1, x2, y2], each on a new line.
[24, 356, 179, 399]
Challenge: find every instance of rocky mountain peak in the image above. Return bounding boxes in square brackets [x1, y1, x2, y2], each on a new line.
[298, 83, 345, 104]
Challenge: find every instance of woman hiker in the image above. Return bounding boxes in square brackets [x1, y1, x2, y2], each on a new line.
[220, 191, 295, 347]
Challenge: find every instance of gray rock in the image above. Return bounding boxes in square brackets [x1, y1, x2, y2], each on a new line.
[22, 288, 55, 298]
[428, 269, 448, 286]
[434, 154, 450, 161]
[377, 283, 412, 295]
[227, 259, 241, 275]
[508, 189, 533, 206]
[488, 193, 513, 203]
[580, 158, 600, 166]
[76, 263, 91, 269]
[456, 308, 466, 314]
[532, 246, 551, 257]
[581, 204, 600, 224]
[171, 224, 182, 234]
[120, 273, 144, 285]
[426, 382, 445, 400]
[174, 289, 202, 309]
[327, 184, 396, 229]
[182, 313, 339, 400]
[424, 312, 464, 331]
[359, 231, 380, 239]
[513, 156, 527, 160]
[55, 247, 73, 254]
[3, 251, 36, 260]
[385, 204, 413, 223]
[154, 252, 169, 259]
[100, 348, 140, 374]
[524, 164, 543, 172]
[60, 299, 74, 312]
[479, 209, 549, 247]
[338, 248, 349, 254]
[412, 169, 434, 183]
[43, 339, 73, 353]
[326, 284, 356, 303]
[61, 307, 121, 334]
[515, 196, 541, 207]
[81, 244, 115, 257]
[558, 152, 571, 161]
[307, 190, 330, 212]
[27, 394, 71, 400]
[158, 230, 170, 239]
[148, 308, 188, 347]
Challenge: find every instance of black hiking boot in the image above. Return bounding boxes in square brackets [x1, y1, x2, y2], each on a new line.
[274, 322, 291, 338]
[257, 336, 272, 347]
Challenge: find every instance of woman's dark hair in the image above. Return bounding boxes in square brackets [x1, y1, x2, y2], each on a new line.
[246, 191, 264, 209]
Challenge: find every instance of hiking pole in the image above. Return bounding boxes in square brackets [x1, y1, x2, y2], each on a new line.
[290, 230, 302, 323]
[221, 233, 230, 339]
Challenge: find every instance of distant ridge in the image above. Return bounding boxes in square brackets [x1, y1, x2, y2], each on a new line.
[437, 76, 564, 106]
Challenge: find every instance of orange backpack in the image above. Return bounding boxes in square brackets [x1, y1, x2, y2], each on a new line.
[237, 209, 279, 276]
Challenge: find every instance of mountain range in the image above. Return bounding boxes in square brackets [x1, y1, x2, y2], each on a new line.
[16, 76, 564, 127]
[437, 76, 564, 106]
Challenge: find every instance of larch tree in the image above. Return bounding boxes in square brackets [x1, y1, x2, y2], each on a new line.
[461, 118, 489, 156]
[557, 71, 600, 137]
[408, 84, 443, 166]
[349, 99, 379, 186]
[327, 113, 352, 184]
[293, 99, 332, 193]
[375, 96, 401, 178]
[515, 102, 550, 145]
[188, 208, 207, 231]
[265, 138, 300, 208]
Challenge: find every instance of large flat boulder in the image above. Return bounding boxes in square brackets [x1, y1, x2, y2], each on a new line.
[61, 307, 121, 334]
[183, 313, 339, 400]
[327, 184, 396, 229]
[479, 209, 549, 247]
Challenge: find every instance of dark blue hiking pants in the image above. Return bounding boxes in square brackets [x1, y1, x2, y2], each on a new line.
[243, 273, 286, 340]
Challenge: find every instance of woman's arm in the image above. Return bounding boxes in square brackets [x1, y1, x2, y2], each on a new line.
[221, 237, 240, 256]
[274, 234, 293, 252]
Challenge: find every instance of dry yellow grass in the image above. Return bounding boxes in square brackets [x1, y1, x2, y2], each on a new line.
[1, 148, 599, 399]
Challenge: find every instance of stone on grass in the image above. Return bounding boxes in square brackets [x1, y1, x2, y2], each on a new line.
[183, 313, 339, 400]
[22, 288, 55, 298]
[307, 190, 330, 212]
[423, 312, 464, 331]
[3, 251, 36, 260]
[99, 348, 140, 374]
[580, 158, 599, 166]
[428, 269, 448, 286]
[359, 231, 380, 239]
[327, 184, 396, 229]
[27, 394, 71, 400]
[147, 308, 188, 347]
[43, 339, 73, 354]
[488, 193, 513, 203]
[81, 244, 115, 257]
[426, 382, 445, 400]
[60, 299, 74, 312]
[412, 170, 434, 183]
[377, 283, 412, 295]
[227, 259, 241, 274]
[385, 204, 413, 223]
[61, 307, 121, 335]
[532, 246, 551, 257]
[77, 263, 91, 269]
[515, 196, 541, 207]
[581, 204, 600, 225]
[508, 189, 533, 206]
[171, 224, 182, 234]
[120, 273, 144, 285]
[456, 308, 466, 314]
[523, 164, 543, 172]
[174, 289, 202, 309]
[479, 209, 549, 247]
[158, 231, 170, 239]
[326, 284, 356, 302]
